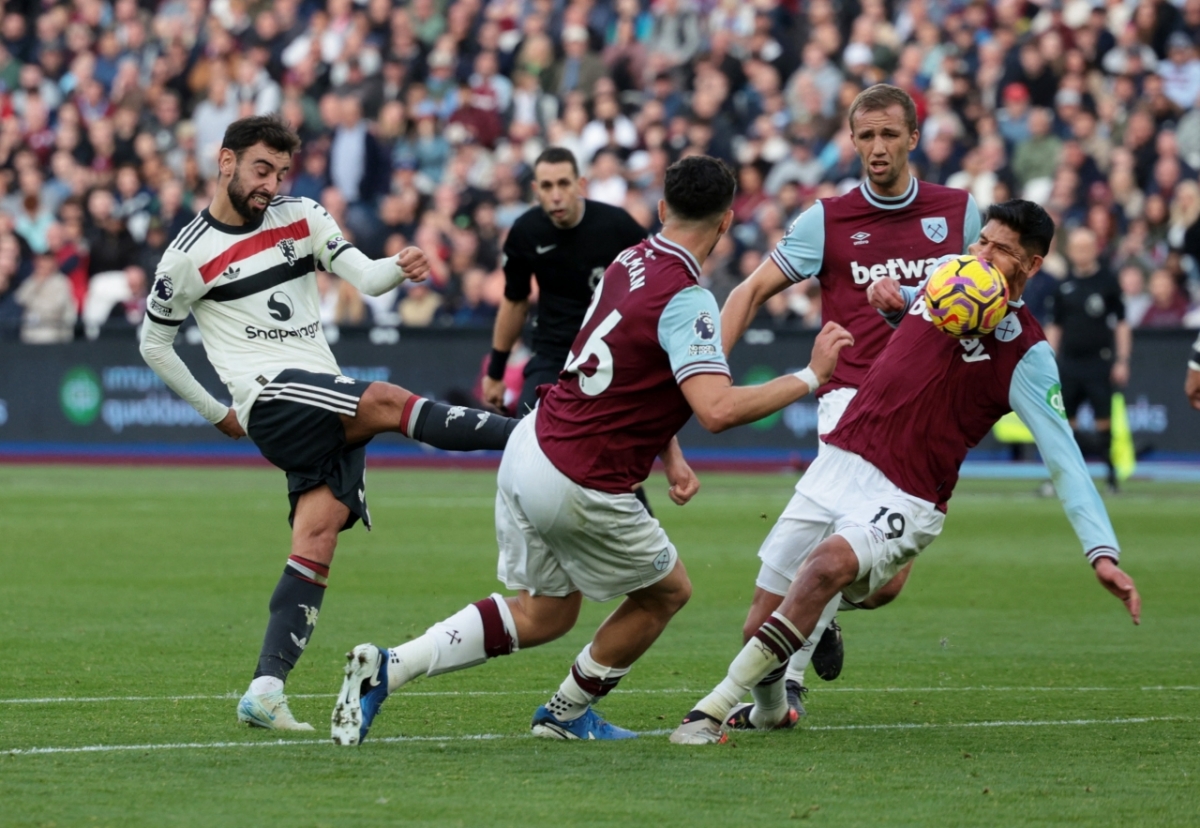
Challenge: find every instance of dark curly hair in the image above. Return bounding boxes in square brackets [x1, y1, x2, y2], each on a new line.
[663, 155, 736, 222]
[986, 199, 1055, 257]
[221, 115, 301, 158]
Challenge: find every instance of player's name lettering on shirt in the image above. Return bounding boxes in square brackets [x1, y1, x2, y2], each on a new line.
[850, 257, 943, 285]
[614, 248, 647, 291]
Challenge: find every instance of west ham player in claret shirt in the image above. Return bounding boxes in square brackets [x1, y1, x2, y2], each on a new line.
[140, 116, 517, 732]
[721, 84, 982, 717]
[671, 200, 1141, 745]
[330, 156, 854, 745]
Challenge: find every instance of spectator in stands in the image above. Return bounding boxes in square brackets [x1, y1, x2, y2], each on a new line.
[14, 250, 73, 343]
[1141, 267, 1191, 327]
[1119, 264, 1154, 328]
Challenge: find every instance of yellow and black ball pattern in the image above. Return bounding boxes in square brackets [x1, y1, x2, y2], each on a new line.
[924, 255, 1009, 338]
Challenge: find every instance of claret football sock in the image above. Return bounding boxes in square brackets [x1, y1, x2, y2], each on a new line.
[398, 395, 518, 451]
[545, 644, 630, 722]
[387, 594, 519, 692]
[254, 555, 329, 682]
[696, 612, 808, 722]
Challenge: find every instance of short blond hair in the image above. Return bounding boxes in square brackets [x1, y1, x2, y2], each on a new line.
[848, 84, 918, 135]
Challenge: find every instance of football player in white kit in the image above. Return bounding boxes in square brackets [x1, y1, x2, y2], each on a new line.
[140, 115, 517, 731]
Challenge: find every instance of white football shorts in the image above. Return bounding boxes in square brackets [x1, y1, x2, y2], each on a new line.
[816, 386, 857, 449]
[495, 414, 678, 603]
[756, 444, 944, 603]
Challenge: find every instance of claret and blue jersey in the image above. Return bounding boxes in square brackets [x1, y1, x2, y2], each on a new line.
[828, 290, 1121, 565]
[770, 178, 981, 396]
[535, 234, 732, 494]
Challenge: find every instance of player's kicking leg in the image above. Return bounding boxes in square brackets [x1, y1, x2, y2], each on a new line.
[671, 536, 860, 745]
[345, 382, 517, 451]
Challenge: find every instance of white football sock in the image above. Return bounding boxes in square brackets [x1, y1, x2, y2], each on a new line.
[385, 635, 435, 693]
[546, 644, 630, 722]
[784, 594, 839, 686]
[249, 675, 284, 696]
[749, 672, 788, 728]
[696, 614, 808, 722]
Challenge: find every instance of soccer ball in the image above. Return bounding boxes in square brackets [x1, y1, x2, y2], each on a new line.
[923, 255, 1009, 338]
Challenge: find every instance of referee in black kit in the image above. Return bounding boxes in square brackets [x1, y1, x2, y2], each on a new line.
[1045, 227, 1132, 493]
[482, 146, 650, 504]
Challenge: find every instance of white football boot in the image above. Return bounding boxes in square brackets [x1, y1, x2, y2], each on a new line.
[237, 688, 315, 731]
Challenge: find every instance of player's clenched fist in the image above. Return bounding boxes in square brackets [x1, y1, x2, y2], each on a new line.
[867, 278, 906, 314]
[397, 247, 431, 282]
[810, 321, 855, 385]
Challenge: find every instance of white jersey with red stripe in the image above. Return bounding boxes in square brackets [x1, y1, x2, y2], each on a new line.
[146, 196, 355, 425]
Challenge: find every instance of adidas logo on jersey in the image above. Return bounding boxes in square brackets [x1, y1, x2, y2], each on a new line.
[850, 257, 942, 285]
[222, 265, 241, 280]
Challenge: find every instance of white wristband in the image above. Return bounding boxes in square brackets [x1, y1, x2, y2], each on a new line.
[793, 366, 821, 391]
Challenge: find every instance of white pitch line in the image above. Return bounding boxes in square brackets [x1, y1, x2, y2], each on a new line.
[3, 686, 1199, 705]
[4, 716, 1191, 757]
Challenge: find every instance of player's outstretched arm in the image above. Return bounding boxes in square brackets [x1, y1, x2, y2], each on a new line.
[682, 322, 853, 432]
[720, 258, 792, 357]
[1011, 343, 1140, 623]
[1093, 557, 1141, 625]
[659, 437, 699, 506]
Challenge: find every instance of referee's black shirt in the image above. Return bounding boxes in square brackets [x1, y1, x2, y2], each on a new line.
[502, 199, 646, 364]
[1047, 266, 1125, 361]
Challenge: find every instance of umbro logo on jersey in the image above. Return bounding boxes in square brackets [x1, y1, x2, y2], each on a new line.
[277, 237, 299, 266]
[536, 244, 557, 254]
[851, 232, 871, 246]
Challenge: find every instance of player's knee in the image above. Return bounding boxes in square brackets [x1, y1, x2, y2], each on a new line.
[804, 541, 858, 594]
[664, 576, 692, 615]
[355, 382, 410, 421]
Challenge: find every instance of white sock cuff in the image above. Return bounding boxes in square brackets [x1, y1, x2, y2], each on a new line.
[576, 643, 630, 681]
[489, 592, 520, 652]
[769, 611, 808, 646]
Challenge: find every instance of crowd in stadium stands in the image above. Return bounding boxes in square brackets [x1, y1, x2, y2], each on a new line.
[3, 0, 1200, 344]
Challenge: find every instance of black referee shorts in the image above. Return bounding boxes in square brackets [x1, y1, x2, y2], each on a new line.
[516, 353, 564, 418]
[248, 368, 373, 531]
[1059, 357, 1113, 422]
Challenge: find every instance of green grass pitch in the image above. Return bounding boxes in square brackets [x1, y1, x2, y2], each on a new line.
[1, 465, 1197, 827]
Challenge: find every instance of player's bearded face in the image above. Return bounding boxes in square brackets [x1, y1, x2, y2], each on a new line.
[227, 164, 273, 222]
